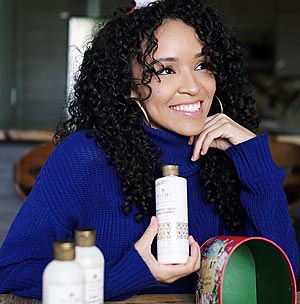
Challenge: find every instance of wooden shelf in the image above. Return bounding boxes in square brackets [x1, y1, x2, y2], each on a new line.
[0, 129, 53, 142]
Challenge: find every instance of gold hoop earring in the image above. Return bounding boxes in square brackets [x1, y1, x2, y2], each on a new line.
[135, 100, 151, 127]
[215, 96, 224, 113]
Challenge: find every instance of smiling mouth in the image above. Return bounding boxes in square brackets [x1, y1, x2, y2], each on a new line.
[170, 101, 201, 113]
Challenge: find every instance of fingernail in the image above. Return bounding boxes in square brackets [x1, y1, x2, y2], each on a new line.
[149, 216, 157, 231]
[150, 216, 155, 226]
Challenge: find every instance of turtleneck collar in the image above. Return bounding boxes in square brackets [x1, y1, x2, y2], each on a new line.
[143, 124, 200, 176]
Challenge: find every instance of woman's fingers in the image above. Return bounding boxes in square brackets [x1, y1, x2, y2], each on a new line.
[191, 118, 230, 161]
[135, 220, 201, 284]
[186, 235, 201, 272]
[191, 113, 256, 161]
[188, 136, 195, 145]
[134, 216, 158, 265]
[153, 236, 201, 283]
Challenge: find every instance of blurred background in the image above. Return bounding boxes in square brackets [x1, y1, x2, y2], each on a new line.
[1, 0, 300, 132]
[0, 0, 300, 243]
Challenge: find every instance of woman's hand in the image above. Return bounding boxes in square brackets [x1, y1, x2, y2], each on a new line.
[134, 216, 201, 284]
[189, 113, 256, 161]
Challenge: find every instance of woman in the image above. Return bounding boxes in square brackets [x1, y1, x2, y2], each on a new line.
[0, 0, 298, 300]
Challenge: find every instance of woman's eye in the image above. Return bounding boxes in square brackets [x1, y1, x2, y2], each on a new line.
[195, 62, 208, 71]
[157, 67, 174, 75]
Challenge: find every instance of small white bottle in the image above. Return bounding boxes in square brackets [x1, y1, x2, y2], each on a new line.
[155, 164, 189, 264]
[43, 241, 84, 304]
[75, 228, 105, 304]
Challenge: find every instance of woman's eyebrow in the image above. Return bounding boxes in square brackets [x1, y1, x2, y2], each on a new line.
[156, 57, 179, 63]
[156, 52, 205, 62]
[194, 52, 205, 59]
[151, 52, 205, 65]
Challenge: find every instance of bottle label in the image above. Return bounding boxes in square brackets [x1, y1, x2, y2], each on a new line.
[84, 267, 104, 304]
[156, 177, 189, 263]
[156, 179, 188, 224]
[157, 221, 188, 240]
[46, 284, 83, 304]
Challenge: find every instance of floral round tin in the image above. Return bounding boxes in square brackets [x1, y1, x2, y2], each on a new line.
[196, 236, 297, 304]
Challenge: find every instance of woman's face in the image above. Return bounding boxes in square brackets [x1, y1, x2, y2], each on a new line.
[131, 19, 216, 136]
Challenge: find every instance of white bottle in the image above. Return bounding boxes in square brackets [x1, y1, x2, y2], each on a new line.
[75, 228, 105, 304]
[43, 241, 84, 304]
[155, 164, 189, 264]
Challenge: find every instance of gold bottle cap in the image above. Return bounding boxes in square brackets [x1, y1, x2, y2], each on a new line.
[161, 164, 179, 176]
[75, 228, 96, 247]
[54, 241, 75, 261]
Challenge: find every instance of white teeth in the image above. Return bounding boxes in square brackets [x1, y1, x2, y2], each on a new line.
[171, 101, 201, 112]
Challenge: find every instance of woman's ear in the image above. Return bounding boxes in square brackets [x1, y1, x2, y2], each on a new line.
[130, 89, 139, 99]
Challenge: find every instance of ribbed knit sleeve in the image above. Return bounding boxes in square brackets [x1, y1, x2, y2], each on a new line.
[104, 245, 163, 300]
[226, 133, 299, 277]
[0, 131, 162, 300]
[0, 133, 91, 299]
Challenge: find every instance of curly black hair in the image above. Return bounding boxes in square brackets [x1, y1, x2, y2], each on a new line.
[55, 0, 259, 232]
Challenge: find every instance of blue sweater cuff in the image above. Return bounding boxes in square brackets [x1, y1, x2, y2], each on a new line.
[105, 245, 161, 300]
[226, 133, 281, 183]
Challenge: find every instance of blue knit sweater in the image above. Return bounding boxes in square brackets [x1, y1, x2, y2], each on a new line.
[0, 126, 298, 300]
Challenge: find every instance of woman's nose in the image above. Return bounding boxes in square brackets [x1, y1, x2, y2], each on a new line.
[178, 70, 201, 95]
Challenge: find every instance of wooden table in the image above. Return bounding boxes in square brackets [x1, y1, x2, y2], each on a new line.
[0, 292, 299, 303]
[0, 294, 194, 304]
[105, 294, 195, 303]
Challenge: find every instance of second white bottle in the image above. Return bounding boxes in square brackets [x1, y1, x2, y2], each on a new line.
[43, 241, 84, 304]
[155, 164, 189, 264]
[75, 228, 105, 304]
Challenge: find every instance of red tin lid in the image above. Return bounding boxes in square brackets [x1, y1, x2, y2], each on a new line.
[196, 236, 297, 304]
